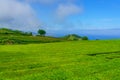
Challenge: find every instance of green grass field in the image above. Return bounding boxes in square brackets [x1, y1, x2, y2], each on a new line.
[0, 40, 120, 80]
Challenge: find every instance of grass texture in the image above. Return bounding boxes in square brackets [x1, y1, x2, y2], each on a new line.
[0, 40, 120, 80]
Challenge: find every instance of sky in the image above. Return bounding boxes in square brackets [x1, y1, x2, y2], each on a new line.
[0, 0, 120, 39]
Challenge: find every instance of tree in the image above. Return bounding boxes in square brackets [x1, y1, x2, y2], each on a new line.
[82, 36, 89, 40]
[38, 29, 46, 36]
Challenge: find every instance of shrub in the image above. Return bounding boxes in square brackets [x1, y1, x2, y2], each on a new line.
[82, 36, 89, 40]
[2, 39, 15, 45]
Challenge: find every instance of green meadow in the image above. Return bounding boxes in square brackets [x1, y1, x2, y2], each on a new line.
[0, 40, 120, 80]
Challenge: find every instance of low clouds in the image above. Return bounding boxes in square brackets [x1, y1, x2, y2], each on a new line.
[0, 0, 40, 31]
[56, 3, 82, 19]
[24, 0, 75, 4]
[0, 0, 82, 32]
[25, 0, 57, 4]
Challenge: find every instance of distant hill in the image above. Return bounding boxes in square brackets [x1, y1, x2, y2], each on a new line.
[63, 34, 89, 41]
[0, 28, 65, 44]
[63, 34, 82, 40]
[0, 28, 88, 44]
[0, 28, 32, 36]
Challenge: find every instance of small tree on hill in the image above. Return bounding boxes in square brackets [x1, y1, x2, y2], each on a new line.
[38, 29, 46, 36]
[82, 36, 88, 40]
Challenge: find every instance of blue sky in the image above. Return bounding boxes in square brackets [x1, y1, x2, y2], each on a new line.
[0, 0, 120, 39]
[30, 0, 120, 29]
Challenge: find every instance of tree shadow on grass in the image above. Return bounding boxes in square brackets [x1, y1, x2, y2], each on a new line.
[87, 51, 120, 56]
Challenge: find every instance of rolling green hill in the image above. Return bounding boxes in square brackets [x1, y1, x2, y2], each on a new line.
[63, 34, 88, 40]
[0, 28, 65, 44]
[0, 36, 65, 44]
[0, 40, 120, 80]
[0, 28, 32, 36]
[0, 28, 89, 44]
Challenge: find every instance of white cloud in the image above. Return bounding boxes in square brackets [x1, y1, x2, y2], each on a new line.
[56, 3, 82, 19]
[24, 0, 57, 4]
[24, 0, 77, 4]
[0, 0, 40, 31]
[0, 0, 82, 32]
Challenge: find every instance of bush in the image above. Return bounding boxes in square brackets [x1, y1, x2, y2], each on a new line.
[1, 39, 15, 45]
[82, 36, 89, 40]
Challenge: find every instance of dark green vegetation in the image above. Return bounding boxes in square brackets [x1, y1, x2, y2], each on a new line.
[0, 28, 88, 44]
[38, 29, 46, 36]
[0, 40, 120, 80]
[0, 28, 65, 44]
[0, 36, 64, 44]
[0, 28, 32, 36]
[63, 34, 88, 40]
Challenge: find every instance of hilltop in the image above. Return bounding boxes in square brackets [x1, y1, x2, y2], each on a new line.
[0, 28, 88, 44]
[0, 28, 32, 36]
[0, 28, 65, 44]
[63, 34, 88, 40]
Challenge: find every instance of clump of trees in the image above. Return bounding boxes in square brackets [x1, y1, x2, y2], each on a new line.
[63, 34, 89, 41]
[37, 29, 46, 36]
[82, 36, 89, 40]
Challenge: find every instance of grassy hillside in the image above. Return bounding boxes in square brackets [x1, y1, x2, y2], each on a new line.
[0, 28, 89, 44]
[0, 36, 65, 44]
[0, 40, 120, 80]
[0, 28, 32, 36]
[0, 28, 65, 44]
[63, 34, 88, 40]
